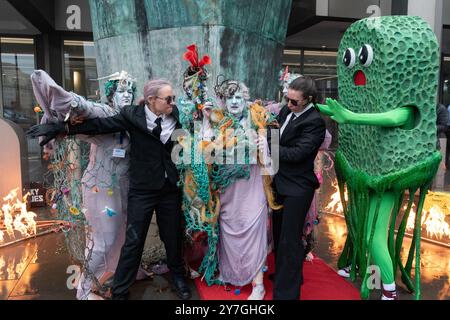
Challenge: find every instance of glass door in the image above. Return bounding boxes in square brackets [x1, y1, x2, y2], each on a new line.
[0, 37, 42, 184]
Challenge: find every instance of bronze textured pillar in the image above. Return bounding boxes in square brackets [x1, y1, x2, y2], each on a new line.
[88, 0, 292, 100]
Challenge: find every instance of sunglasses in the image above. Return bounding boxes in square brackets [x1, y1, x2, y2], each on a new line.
[156, 95, 176, 104]
[284, 96, 302, 107]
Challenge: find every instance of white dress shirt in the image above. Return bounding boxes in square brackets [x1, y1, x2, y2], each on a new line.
[280, 103, 314, 137]
[144, 105, 177, 144]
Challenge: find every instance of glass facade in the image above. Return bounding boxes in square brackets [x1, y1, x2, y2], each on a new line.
[303, 50, 338, 103]
[281, 49, 339, 149]
[282, 49, 338, 104]
[443, 56, 450, 108]
[63, 40, 98, 99]
[281, 49, 302, 74]
[0, 37, 42, 184]
[0, 38, 36, 129]
[0, 38, 100, 190]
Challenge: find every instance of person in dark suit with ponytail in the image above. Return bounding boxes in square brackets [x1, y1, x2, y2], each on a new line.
[271, 76, 326, 300]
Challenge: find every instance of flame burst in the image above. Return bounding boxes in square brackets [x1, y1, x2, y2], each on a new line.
[324, 182, 347, 215]
[406, 192, 450, 243]
[325, 184, 449, 243]
[324, 182, 449, 243]
[0, 188, 37, 244]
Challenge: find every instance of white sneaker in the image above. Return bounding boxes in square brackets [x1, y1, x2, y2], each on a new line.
[247, 284, 265, 300]
[337, 265, 352, 278]
[381, 288, 399, 300]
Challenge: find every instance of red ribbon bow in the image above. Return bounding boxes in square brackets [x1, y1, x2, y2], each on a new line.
[183, 44, 211, 68]
[280, 65, 289, 81]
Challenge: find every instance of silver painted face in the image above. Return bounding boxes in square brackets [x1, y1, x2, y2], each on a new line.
[225, 90, 246, 118]
[112, 80, 134, 108]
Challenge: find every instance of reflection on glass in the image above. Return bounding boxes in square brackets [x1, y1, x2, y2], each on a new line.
[63, 40, 98, 100]
[1, 38, 36, 129]
[442, 57, 449, 108]
[325, 216, 348, 256]
[399, 237, 450, 300]
[0, 37, 45, 184]
[282, 49, 302, 74]
[0, 255, 4, 278]
[281, 49, 339, 101]
[303, 50, 338, 103]
[0, 242, 38, 280]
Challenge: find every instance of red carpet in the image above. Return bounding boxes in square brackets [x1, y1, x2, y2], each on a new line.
[194, 253, 361, 300]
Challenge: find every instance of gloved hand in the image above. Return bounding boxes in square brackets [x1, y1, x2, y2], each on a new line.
[26, 122, 66, 146]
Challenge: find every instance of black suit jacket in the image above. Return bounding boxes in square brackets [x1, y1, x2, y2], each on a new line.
[273, 105, 326, 196]
[68, 104, 181, 190]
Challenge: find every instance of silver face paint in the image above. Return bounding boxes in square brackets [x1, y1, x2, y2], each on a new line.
[112, 80, 134, 108]
[225, 90, 246, 118]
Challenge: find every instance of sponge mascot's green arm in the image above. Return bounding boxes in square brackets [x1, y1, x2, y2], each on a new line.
[318, 98, 414, 128]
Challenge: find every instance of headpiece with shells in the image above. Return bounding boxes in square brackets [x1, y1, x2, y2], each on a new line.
[182, 44, 211, 101]
[214, 77, 250, 102]
[98, 70, 137, 100]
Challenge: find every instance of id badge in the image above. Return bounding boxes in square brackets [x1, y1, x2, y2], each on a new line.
[112, 148, 126, 158]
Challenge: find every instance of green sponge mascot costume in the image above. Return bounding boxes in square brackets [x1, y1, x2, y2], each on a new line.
[318, 16, 441, 300]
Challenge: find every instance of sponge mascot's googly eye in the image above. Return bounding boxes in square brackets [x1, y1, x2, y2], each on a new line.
[358, 44, 374, 67]
[343, 48, 356, 68]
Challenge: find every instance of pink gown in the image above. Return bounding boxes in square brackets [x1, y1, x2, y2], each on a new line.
[217, 117, 270, 286]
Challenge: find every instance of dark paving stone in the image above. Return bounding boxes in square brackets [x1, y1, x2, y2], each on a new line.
[0, 238, 43, 281]
[30, 232, 74, 265]
[7, 233, 76, 300]
[0, 280, 17, 299]
[8, 260, 75, 299]
[1, 213, 447, 300]
[129, 273, 200, 300]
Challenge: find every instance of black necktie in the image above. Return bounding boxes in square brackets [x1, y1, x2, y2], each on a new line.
[288, 113, 297, 125]
[153, 117, 162, 139]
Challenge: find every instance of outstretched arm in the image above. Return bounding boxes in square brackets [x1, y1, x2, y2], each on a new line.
[31, 70, 116, 122]
[27, 112, 130, 146]
[319, 98, 414, 128]
[67, 112, 129, 135]
[316, 103, 334, 117]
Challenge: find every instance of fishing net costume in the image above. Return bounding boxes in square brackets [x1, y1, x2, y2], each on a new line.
[31, 70, 138, 299]
[176, 45, 280, 285]
[176, 44, 221, 285]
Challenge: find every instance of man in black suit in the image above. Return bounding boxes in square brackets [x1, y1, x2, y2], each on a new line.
[27, 80, 191, 300]
[272, 76, 325, 300]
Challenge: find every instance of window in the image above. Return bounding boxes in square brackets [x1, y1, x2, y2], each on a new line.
[282, 49, 338, 103]
[1, 38, 36, 128]
[0, 37, 43, 184]
[303, 50, 338, 102]
[282, 49, 302, 74]
[63, 40, 98, 100]
[443, 56, 450, 108]
[282, 49, 339, 150]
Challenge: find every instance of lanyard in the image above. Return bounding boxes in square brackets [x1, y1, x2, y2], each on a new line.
[116, 132, 125, 146]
